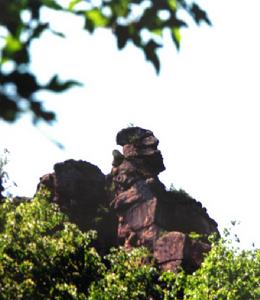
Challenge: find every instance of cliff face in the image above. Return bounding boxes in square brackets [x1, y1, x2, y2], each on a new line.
[38, 127, 219, 272]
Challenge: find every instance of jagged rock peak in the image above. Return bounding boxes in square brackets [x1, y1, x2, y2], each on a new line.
[36, 128, 220, 273]
[114, 127, 165, 176]
[116, 127, 159, 147]
[108, 127, 219, 273]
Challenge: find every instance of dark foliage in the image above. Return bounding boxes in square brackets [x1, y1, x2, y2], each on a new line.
[0, 0, 210, 124]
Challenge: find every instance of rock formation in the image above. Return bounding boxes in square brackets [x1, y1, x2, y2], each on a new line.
[38, 127, 219, 273]
[37, 159, 118, 253]
[107, 127, 219, 272]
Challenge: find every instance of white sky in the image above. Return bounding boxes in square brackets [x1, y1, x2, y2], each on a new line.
[1, 0, 260, 248]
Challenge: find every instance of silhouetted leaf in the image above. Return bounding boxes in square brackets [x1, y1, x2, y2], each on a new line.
[144, 40, 161, 73]
[190, 3, 211, 25]
[0, 94, 19, 122]
[31, 23, 50, 39]
[167, 14, 187, 28]
[138, 7, 159, 30]
[28, 1, 41, 19]
[45, 75, 82, 92]
[42, 0, 63, 10]
[115, 25, 129, 49]
[50, 29, 66, 38]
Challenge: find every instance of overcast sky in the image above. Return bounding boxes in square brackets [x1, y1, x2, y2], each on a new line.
[1, 0, 260, 248]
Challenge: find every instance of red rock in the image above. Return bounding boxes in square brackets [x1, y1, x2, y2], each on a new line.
[108, 127, 219, 273]
[154, 232, 211, 273]
[38, 159, 118, 254]
[124, 198, 157, 231]
[37, 127, 219, 273]
[154, 232, 187, 263]
[111, 180, 155, 210]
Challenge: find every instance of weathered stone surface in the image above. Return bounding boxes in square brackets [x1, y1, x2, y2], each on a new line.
[154, 232, 188, 263]
[123, 144, 160, 158]
[107, 126, 219, 273]
[154, 232, 211, 272]
[111, 180, 155, 211]
[155, 192, 218, 236]
[112, 150, 124, 167]
[36, 126, 219, 273]
[124, 198, 157, 231]
[38, 159, 118, 253]
[136, 224, 161, 249]
[116, 127, 153, 146]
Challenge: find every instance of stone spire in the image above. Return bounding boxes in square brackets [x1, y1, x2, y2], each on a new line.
[108, 126, 219, 273]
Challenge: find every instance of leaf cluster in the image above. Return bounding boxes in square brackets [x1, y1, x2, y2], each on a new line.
[0, 0, 210, 124]
[0, 189, 104, 299]
[69, 0, 211, 73]
[184, 234, 260, 299]
[0, 0, 81, 124]
[0, 189, 258, 299]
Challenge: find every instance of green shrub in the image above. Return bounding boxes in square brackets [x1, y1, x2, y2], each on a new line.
[0, 189, 259, 299]
[0, 189, 104, 299]
[184, 233, 260, 300]
[88, 247, 162, 299]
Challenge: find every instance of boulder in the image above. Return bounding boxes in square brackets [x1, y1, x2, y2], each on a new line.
[38, 159, 118, 253]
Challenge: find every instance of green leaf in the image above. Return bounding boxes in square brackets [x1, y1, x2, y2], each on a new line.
[151, 28, 163, 37]
[68, 0, 82, 11]
[5, 35, 22, 53]
[42, 0, 63, 10]
[167, 0, 177, 11]
[86, 9, 109, 28]
[171, 27, 181, 49]
[110, 0, 129, 17]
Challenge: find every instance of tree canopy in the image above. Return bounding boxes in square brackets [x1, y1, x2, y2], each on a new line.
[0, 0, 210, 124]
[0, 189, 259, 299]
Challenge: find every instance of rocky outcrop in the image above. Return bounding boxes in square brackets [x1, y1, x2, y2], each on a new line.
[107, 127, 219, 272]
[38, 159, 118, 253]
[38, 127, 219, 273]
